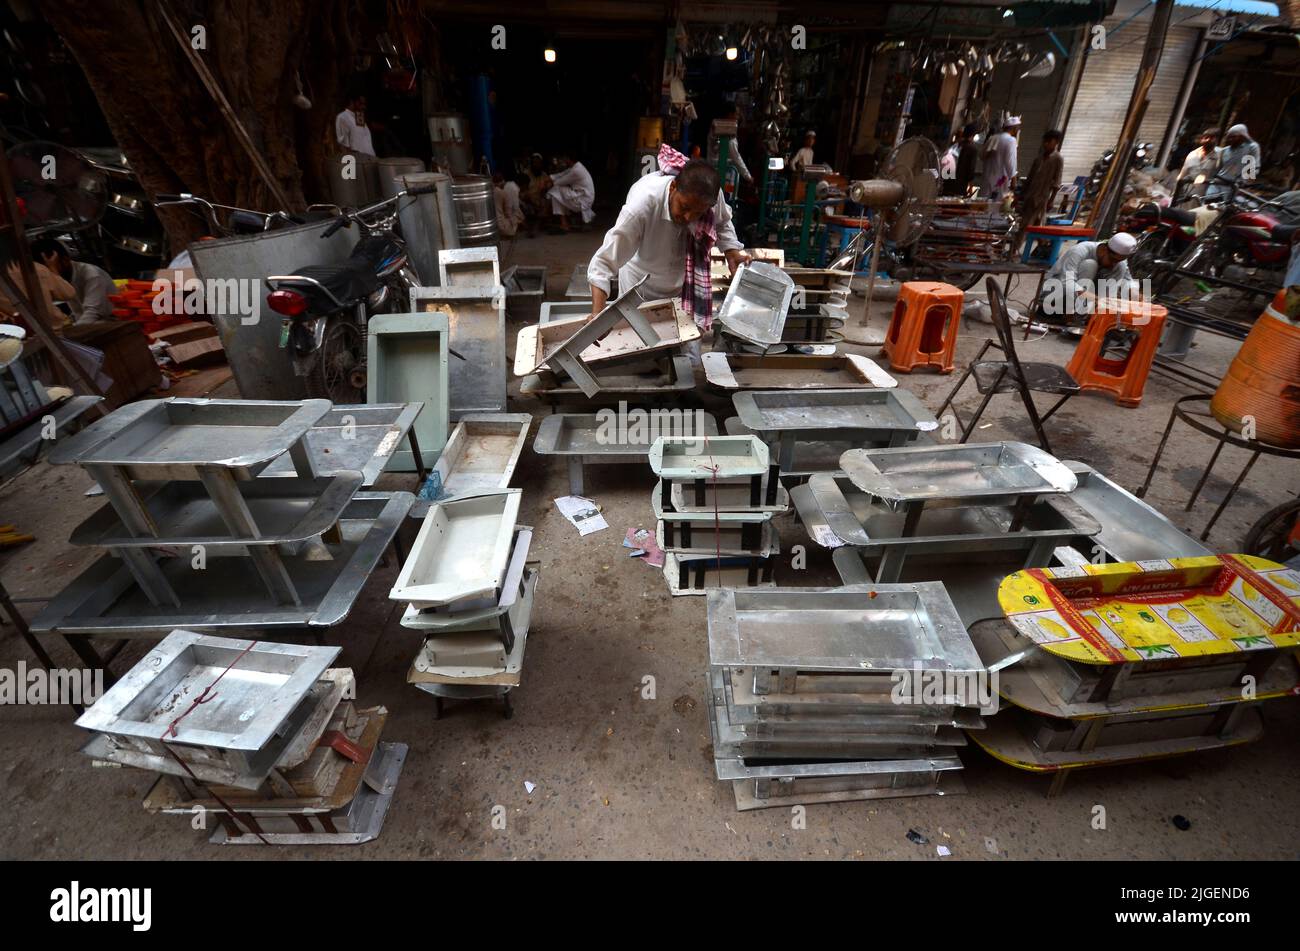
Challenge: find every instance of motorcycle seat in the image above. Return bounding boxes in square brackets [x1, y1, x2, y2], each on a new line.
[286, 260, 382, 305]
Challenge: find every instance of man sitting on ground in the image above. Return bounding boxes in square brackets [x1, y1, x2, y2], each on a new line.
[1039, 232, 1140, 323]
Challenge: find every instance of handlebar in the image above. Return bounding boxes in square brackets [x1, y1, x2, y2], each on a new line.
[317, 185, 429, 239]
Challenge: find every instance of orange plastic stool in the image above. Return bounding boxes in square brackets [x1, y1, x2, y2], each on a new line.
[881, 281, 964, 373]
[1065, 300, 1168, 407]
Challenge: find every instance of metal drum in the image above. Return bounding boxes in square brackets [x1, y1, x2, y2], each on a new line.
[429, 113, 472, 175]
[377, 158, 426, 199]
[451, 175, 499, 247]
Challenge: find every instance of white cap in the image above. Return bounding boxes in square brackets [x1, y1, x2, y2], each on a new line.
[1004, 115, 1022, 128]
[1107, 232, 1138, 256]
[1227, 123, 1249, 138]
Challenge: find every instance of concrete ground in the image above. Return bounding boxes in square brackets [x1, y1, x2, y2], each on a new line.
[1, 221, 1297, 861]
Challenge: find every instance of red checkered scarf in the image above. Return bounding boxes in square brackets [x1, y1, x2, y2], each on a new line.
[658, 144, 717, 329]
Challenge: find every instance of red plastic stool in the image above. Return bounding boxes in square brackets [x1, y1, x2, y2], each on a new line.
[1065, 300, 1168, 407]
[881, 281, 964, 374]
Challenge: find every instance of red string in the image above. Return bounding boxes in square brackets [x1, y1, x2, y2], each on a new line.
[165, 638, 259, 739]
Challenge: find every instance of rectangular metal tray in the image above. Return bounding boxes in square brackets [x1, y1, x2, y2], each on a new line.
[438, 247, 499, 289]
[391, 489, 521, 608]
[432, 413, 530, 499]
[69, 473, 363, 548]
[716, 262, 795, 346]
[503, 264, 545, 323]
[534, 412, 717, 458]
[31, 492, 412, 635]
[520, 355, 694, 401]
[259, 403, 422, 485]
[667, 477, 789, 514]
[732, 388, 937, 440]
[657, 518, 778, 556]
[649, 434, 769, 479]
[707, 583, 980, 675]
[76, 630, 338, 751]
[411, 287, 507, 417]
[399, 526, 532, 626]
[701, 353, 896, 390]
[48, 398, 331, 479]
[540, 300, 592, 324]
[1063, 460, 1213, 561]
[800, 472, 1101, 550]
[366, 313, 449, 471]
[841, 441, 1078, 509]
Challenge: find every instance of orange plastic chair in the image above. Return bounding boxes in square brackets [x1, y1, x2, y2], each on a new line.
[1065, 299, 1168, 407]
[881, 281, 964, 373]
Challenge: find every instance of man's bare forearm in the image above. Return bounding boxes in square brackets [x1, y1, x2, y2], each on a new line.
[589, 285, 608, 316]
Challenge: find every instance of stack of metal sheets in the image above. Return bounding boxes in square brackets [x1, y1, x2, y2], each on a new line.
[34, 397, 414, 636]
[649, 435, 785, 596]
[390, 489, 537, 718]
[706, 585, 988, 810]
[77, 629, 408, 845]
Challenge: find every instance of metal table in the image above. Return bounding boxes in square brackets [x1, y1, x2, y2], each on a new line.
[533, 411, 717, 495]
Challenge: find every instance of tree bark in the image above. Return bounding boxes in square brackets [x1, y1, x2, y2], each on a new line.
[39, 0, 355, 252]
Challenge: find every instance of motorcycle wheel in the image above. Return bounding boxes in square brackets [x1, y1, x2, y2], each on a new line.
[1242, 497, 1300, 564]
[309, 320, 366, 404]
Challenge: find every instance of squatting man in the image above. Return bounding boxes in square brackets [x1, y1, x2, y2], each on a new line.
[1038, 232, 1143, 322]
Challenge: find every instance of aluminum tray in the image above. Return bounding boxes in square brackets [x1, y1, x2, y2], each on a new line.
[391, 489, 521, 608]
[519, 355, 695, 402]
[259, 402, 422, 485]
[438, 247, 499, 289]
[841, 441, 1077, 510]
[716, 262, 795, 346]
[536, 411, 717, 494]
[707, 583, 980, 675]
[649, 434, 768, 479]
[1063, 460, 1212, 561]
[702, 353, 896, 390]
[667, 477, 789, 514]
[411, 286, 508, 417]
[69, 473, 364, 548]
[31, 492, 412, 635]
[711, 700, 966, 760]
[77, 630, 338, 752]
[657, 518, 778, 556]
[540, 300, 593, 323]
[48, 397, 331, 479]
[398, 527, 532, 628]
[732, 388, 937, 441]
[366, 312, 449, 470]
[432, 413, 530, 499]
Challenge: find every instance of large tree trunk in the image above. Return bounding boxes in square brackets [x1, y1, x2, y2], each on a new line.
[39, 0, 355, 251]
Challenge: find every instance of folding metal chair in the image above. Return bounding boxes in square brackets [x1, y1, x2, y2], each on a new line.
[936, 278, 1079, 454]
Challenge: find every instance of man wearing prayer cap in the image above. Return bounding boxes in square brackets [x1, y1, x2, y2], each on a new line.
[982, 115, 1021, 200]
[1039, 232, 1141, 323]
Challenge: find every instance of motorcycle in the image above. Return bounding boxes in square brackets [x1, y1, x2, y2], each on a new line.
[153, 192, 305, 237]
[1085, 140, 1157, 203]
[265, 186, 435, 403]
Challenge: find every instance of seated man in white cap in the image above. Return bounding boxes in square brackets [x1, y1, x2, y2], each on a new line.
[1206, 125, 1261, 200]
[1038, 232, 1141, 323]
[982, 116, 1021, 200]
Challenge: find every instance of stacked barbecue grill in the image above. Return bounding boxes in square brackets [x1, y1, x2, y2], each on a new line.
[77, 629, 406, 844]
[706, 584, 989, 810]
[650, 434, 785, 596]
[390, 489, 538, 718]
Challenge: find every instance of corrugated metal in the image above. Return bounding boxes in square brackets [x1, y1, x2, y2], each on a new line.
[1058, 23, 1202, 181]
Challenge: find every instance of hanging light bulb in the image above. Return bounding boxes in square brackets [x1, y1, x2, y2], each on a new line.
[726, 46, 738, 61]
[544, 47, 557, 63]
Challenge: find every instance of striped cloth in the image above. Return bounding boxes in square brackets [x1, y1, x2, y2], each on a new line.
[657, 144, 717, 328]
